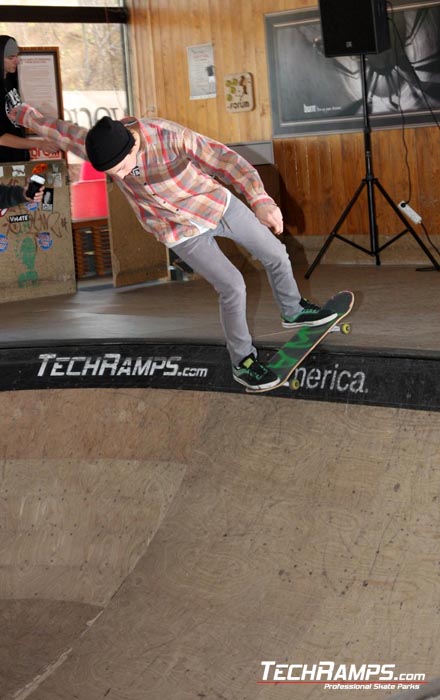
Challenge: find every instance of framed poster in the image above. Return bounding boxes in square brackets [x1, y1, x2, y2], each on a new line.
[265, 0, 440, 137]
[17, 47, 63, 118]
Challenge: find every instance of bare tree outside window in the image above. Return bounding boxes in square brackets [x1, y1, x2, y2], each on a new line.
[0, 22, 126, 92]
[0, 12, 129, 180]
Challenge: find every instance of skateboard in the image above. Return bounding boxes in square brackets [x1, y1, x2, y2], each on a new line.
[247, 290, 354, 394]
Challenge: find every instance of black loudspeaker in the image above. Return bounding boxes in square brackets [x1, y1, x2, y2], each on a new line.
[318, 0, 390, 57]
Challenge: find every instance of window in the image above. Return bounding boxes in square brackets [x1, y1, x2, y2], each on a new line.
[0, 2, 130, 180]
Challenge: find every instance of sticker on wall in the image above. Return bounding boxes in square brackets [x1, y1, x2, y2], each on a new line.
[51, 171, 62, 188]
[224, 72, 254, 112]
[37, 231, 53, 250]
[12, 164, 26, 178]
[0, 233, 8, 252]
[42, 188, 54, 211]
[9, 213, 30, 224]
[47, 163, 62, 188]
[25, 200, 39, 212]
[32, 162, 49, 176]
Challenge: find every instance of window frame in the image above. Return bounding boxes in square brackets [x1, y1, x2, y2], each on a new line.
[0, 6, 128, 24]
[1, 3, 133, 116]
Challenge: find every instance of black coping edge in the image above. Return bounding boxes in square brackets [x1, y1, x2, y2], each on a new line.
[0, 339, 439, 413]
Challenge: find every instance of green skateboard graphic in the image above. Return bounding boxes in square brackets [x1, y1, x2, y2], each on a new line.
[248, 290, 354, 394]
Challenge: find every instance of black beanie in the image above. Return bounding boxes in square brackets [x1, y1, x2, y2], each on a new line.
[85, 117, 135, 171]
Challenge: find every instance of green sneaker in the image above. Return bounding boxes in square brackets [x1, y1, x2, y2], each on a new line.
[282, 298, 337, 329]
[232, 353, 279, 391]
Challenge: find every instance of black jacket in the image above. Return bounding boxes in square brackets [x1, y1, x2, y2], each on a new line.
[0, 35, 29, 163]
[0, 184, 25, 208]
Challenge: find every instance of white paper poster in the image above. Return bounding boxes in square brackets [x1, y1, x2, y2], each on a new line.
[187, 43, 216, 100]
[18, 53, 60, 117]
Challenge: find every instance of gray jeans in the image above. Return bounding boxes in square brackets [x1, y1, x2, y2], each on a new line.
[172, 195, 302, 366]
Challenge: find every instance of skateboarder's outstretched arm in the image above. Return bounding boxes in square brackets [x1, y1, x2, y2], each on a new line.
[9, 103, 88, 161]
[179, 126, 283, 234]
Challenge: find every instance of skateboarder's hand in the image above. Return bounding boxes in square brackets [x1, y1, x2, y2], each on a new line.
[254, 203, 284, 235]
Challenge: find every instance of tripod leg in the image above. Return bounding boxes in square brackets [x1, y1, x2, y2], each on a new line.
[374, 181, 440, 270]
[305, 181, 366, 279]
[366, 178, 381, 266]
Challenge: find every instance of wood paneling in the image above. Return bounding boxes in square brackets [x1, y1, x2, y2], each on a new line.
[107, 180, 169, 287]
[275, 124, 440, 238]
[127, 0, 302, 139]
[126, 0, 440, 250]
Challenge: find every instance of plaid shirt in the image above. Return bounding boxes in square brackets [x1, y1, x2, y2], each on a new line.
[14, 104, 275, 246]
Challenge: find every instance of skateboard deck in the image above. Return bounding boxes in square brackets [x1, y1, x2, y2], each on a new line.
[248, 290, 354, 394]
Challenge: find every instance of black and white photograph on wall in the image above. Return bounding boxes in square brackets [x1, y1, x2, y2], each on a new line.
[41, 187, 54, 212]
[265, 0, 440, 137]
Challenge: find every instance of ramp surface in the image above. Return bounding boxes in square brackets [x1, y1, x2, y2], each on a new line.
[1, 388, 439, 699]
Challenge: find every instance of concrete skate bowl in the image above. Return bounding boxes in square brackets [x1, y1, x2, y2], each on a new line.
[1, 386, 440, 700]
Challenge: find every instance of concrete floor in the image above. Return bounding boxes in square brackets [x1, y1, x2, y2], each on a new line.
[0, 264, 439, 354]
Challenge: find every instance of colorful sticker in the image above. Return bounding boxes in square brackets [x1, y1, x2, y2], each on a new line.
[32, 163, 49, 176]
[37, 231, 53, 250]
[0, 233, 8, 252]
[224, 72, 254, 112]
[25, 201, 39, 212]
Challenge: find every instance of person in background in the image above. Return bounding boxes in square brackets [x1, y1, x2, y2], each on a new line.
[0, 179, 44, 208]
[0, 35, 57, 162]
[9, 102, 338, 391]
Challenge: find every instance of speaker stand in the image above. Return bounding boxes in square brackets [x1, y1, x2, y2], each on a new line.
[305, 54, 440, 279]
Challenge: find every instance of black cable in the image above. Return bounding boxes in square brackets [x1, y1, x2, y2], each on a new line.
[421, 222, 440, 257]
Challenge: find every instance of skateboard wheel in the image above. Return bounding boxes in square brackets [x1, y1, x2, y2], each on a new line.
[341, 323, 351, 335]
[290, 378, 300, 390]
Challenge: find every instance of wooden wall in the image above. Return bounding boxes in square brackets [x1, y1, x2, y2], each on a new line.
[126, 0, 440, 259]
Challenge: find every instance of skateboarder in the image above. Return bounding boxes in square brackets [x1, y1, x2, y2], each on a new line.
[9, 103, 337, 390]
